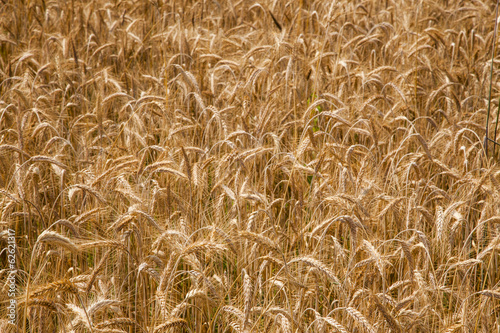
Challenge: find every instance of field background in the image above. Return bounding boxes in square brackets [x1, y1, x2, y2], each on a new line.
[1, 0, 500, 332]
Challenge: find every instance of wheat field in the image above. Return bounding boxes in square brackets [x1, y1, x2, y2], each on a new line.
[1, 0, 500, 332]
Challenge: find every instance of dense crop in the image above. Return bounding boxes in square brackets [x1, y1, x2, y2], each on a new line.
[1, 0, 500, 332]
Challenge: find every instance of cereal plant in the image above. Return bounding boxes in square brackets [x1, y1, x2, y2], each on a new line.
[1, 0, 500, 332]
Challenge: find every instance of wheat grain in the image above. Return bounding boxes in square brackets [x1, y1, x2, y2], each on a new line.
[4, 1, 500, 332]
[153, 318, 187, 332]
[36, 231, 78, 253]
[345, 307, 375, 333]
